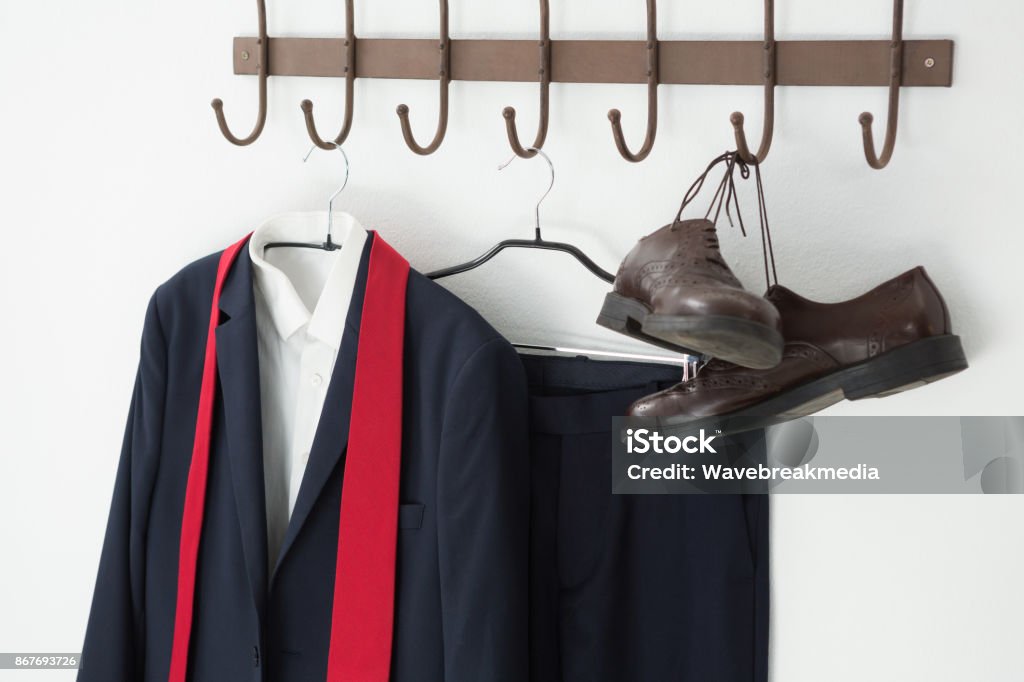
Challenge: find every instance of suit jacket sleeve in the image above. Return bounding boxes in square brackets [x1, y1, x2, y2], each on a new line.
[436, 337, 529, 682]
[79, 292, 167, 681]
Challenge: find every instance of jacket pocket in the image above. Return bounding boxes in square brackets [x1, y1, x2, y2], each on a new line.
[398, 503, 425, 530]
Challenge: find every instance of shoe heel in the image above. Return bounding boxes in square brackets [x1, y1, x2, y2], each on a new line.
[842, 335, 968, 400]
[597, 292, 702, 355]
[596, 292, 651, 336]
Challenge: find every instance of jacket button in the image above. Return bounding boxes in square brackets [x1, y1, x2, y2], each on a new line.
[252, 645, 260, 667]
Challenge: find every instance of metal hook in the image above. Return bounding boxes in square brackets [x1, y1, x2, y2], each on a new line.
[396, 0, 450, 155]
[608, 0, 658, 162]
[503, 0, 551, 159]
[860, 0, 904, 169]
[303, 142, 350, 247]
[301, 0, 356, 150]
[731, 0, 776, 164]
[211, 0, 269, 146]
[499, 147, 554, 240]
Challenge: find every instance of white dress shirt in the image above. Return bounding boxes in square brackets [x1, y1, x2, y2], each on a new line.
[248, 212, 368, 574]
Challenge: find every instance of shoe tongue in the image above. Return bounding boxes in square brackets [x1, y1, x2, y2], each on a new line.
[765, 283, 794, 301]
[671, 217, 716, 232]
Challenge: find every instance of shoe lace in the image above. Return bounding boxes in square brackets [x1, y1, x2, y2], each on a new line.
[672, 150, 779, 290]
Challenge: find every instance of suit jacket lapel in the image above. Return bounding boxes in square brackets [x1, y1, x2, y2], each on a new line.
[273, 233, 374, 581]
[215, 247, 270, 622]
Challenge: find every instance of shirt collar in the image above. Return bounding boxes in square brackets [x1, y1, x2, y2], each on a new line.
[248, 212, 368, 349]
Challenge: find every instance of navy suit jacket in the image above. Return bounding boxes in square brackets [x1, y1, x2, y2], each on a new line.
[80, 234, 530, 681]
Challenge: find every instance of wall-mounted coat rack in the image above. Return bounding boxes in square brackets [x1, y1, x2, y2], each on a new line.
[214, 0, 952, 169]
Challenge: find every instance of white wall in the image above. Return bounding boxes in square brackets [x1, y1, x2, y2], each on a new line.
[1, 0, 1022, 679]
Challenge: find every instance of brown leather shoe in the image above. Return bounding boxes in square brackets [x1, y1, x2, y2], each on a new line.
[597, 217, 784, 369]
[628, 266, 968, 429]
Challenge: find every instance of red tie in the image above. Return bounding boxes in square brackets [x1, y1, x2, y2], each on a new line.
[168, 233, 409, 682]
[326, 236, 408, 681]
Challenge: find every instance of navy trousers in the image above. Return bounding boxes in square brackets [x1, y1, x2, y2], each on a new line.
[523, 355, 769, 682]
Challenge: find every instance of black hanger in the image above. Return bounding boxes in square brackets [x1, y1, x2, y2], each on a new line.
[426, 148, 615, 283]
[263, 144, 348, 252]
[427, 147, 701, 370]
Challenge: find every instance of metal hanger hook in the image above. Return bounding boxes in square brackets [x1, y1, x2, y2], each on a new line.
[730, 0, 776, 164]
[502, 0, 551, 158]
[304, 142, 350, 246]
[859, 0, 904, 169]
[300, 0, 356, 150]
[396, 0, 450, 155]
[211, 0, 269, 145]
[608, 0, 658, 162]
[499, 147, 553, 238]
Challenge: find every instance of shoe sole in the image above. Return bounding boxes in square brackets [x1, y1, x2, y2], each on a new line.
[596, 291, 784, 369]
[653, 334, 968, 436]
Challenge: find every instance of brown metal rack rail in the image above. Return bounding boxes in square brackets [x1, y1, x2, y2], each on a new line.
[216, 0, 952, 169]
